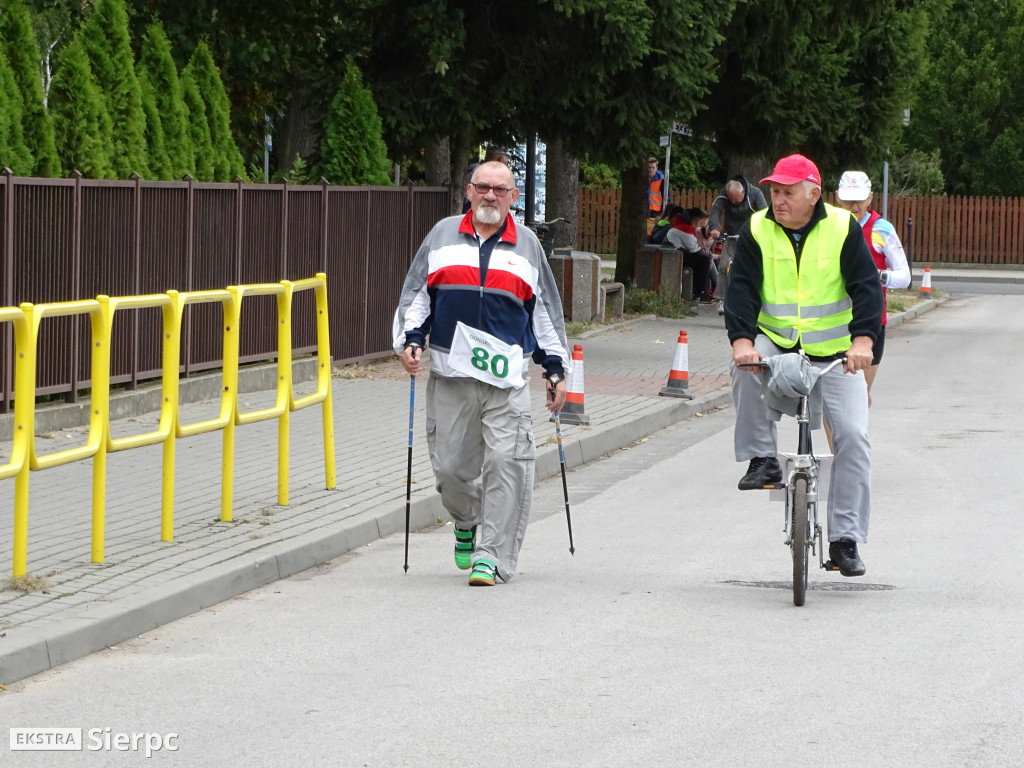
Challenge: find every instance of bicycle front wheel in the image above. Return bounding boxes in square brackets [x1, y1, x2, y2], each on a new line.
[791, 475, 809, 606]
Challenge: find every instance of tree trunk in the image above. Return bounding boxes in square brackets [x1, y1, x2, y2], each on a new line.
[449, 126, 472, 215]
[726, 156, 772, 186]
[615, 163, 647, 285]
[424, 136, 450, 186]
[279, 85, 319, 177]
[545, 138, 578, 250]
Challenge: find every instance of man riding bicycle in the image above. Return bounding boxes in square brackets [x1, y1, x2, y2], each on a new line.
[724, 154, 883, 577]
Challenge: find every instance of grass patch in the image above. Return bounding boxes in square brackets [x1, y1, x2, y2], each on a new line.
[886, 287, 930, 314]
[5, 574, 51, 593]
[623, 285, 695, 319]
[565, 321, 594, 337]
[333, 360, 393, 380]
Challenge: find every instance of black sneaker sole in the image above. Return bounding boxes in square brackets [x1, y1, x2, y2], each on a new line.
[737, 478, 784, 491]
[824, 559, 866, 577]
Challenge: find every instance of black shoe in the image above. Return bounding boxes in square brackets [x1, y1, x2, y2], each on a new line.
[696, 290, 715, 304]
[828, 538, 866, 577]
[737, 456, 782, 490]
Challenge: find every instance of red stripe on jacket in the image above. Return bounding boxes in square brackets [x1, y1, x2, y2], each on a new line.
[427, 264, 533, 303]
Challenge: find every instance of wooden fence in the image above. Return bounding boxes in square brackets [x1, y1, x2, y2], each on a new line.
[0, 172, 448, 409]
[578, 188, 1024, 265]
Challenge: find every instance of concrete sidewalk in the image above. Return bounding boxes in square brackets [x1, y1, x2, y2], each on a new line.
[0, 297, 945, 684]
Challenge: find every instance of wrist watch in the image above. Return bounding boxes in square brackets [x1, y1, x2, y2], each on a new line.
[544, 372, 565, 387]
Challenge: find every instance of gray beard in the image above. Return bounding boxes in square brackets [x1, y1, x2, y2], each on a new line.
[475, 206, 502, 226]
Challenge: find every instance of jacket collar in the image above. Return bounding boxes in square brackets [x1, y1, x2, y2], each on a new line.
[459, 211, 518, 244]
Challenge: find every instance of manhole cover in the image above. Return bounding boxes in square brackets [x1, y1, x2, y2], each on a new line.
[724, 580, 896, 592]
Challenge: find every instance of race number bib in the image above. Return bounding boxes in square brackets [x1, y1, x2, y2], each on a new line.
[448, 321, 525, 389]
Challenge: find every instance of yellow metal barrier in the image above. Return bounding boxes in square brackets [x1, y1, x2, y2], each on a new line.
[5, 275, 336, 577]
[0, 307, 30, 483]
[93, 294, 178, 559]
[166, 289, 235, 543]
[15, 299, 106, 575]
[288, 275, 336, 492]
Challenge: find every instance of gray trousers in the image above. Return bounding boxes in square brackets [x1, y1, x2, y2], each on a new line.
[731, 336, 872, 543]
[713, 237, 736, 301]
[425, 375, 536, 581]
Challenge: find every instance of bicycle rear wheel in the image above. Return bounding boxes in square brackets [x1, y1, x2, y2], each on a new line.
[791, 475, 809, 606]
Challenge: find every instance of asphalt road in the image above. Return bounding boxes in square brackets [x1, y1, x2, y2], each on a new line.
[2, 293, 1022, 768]
[930, 278, 1024, 295]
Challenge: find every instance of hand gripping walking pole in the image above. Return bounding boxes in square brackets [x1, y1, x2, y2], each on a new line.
[550, 382, 576, 555]
[403, 376, 415, 573]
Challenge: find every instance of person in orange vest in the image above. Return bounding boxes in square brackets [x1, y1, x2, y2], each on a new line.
[648, 157, 665, 222]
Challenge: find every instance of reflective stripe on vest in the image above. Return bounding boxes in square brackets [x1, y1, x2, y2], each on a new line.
[750, 204, 854, 356]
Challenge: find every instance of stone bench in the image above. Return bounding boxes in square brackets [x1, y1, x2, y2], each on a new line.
[549, 249, 601, 322]
[599, 281, 625, 321]
[634, 245, 692, 300]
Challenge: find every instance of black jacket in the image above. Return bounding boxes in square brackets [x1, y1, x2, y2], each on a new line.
[724, 197, 884, 359]
[708, 175, 768, 235]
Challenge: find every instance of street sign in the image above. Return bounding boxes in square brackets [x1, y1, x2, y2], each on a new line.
[671, 122, 693, 137]
[659, 135, 670, 147]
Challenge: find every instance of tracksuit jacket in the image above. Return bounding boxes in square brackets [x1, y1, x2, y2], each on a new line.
[393, 212, 570, 380]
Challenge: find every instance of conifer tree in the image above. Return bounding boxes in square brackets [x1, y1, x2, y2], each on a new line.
[76, 0, 149, 177]
[137, 22, 193, 179]
[139, 71, 171, 179]
[184, 42, 245, 182]
[0, 0, 60, 176]
[0, 49, 33, 173]
[180, 69, 214, 181]
[47, 38, 113, 179]
[317, 61, 391, 186]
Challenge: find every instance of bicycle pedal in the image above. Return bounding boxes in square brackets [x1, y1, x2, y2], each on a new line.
[822, 559, 840, 572]
[762, 482, 785, 490]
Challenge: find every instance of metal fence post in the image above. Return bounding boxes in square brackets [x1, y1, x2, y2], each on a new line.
[906, 216, 914, 284]
[184, 174, 194, 377]
[129, 172, 142, 390]
[234, 175, 244, 285]
[2, 168, 13, 414]
[68, 170, 83, 403]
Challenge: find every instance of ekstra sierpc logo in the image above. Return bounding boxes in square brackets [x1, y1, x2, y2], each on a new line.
[10, 728, 82, 751]
[10, 727, 180, 757]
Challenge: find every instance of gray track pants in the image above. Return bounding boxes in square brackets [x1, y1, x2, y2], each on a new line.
[731, 336, 872, 543]
[425, 375, 536, 581]
[713, 237, 736, 302]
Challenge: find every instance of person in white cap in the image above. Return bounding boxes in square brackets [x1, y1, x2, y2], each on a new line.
[835, 170, 912, 400]
[724, 153, 883, 577]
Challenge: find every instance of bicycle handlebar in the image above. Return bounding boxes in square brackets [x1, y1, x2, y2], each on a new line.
[738, 356, 848, 374]
[529, 217, 566, 229]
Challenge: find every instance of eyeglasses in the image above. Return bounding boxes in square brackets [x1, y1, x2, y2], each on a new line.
[470, 183, 513, 198]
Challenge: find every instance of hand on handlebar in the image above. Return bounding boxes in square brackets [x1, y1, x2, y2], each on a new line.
[732, 339, 763, 370]
[844, 337, 874, 374]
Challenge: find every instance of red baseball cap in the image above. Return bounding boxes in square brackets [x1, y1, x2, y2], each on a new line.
[760, 154, 822, 186]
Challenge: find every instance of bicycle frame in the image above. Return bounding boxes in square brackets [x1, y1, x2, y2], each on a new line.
[773, 395, 833, 569]
[750, 353, 845, 605]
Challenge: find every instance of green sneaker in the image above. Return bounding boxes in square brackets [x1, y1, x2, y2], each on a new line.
[468, 558, 497, 587]
[453, 526, 476, 570]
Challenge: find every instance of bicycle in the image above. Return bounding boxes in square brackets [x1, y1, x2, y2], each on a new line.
[526, 217, 566, 259]
[738, 352, 848, 606]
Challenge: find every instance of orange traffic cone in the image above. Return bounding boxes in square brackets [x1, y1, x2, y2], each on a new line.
[556, 345, 591, 426]
[659, 330, 694, 399]
[920, 265, 932, 294]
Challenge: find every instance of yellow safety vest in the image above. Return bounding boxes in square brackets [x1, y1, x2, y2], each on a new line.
[750, 204, 854, 356]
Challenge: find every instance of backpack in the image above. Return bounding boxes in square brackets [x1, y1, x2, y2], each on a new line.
[648, 220, 671, 244]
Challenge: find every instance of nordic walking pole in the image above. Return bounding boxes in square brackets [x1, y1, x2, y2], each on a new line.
[404, 373, 415, 573]
[549, 381, 575, 555]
